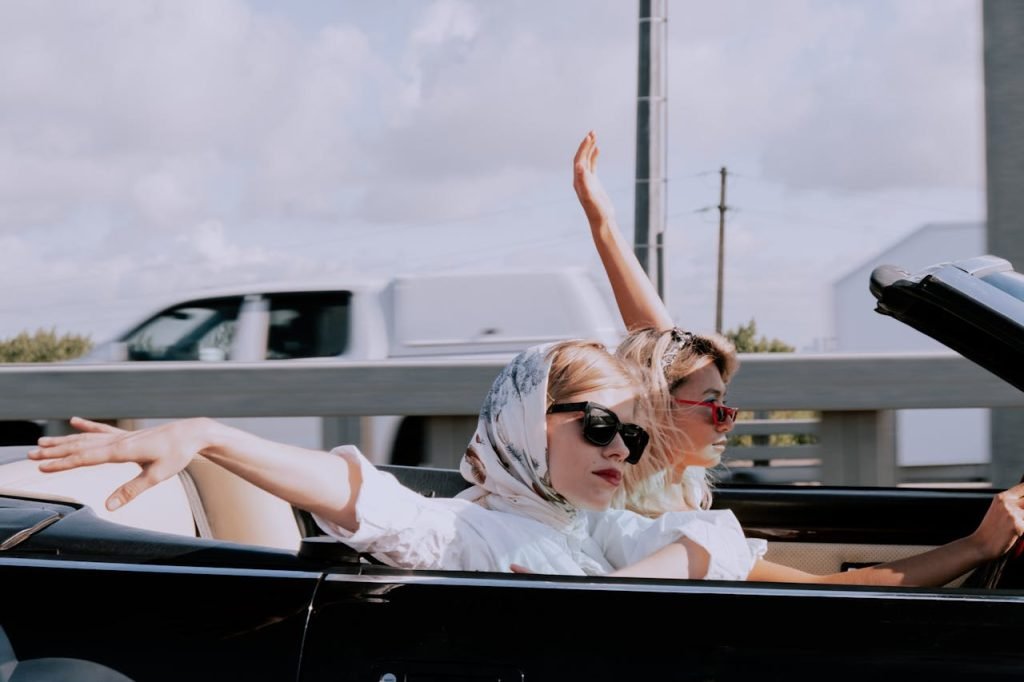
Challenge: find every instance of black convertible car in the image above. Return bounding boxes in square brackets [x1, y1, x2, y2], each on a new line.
[2, 255, 1024, 681]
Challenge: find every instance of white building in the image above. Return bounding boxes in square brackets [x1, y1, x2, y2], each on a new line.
[831, 222, 988, 467]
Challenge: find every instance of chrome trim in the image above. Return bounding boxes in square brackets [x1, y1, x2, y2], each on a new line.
[324, 571, 1024, 604]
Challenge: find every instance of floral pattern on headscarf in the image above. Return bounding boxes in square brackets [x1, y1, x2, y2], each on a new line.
[456, 343, 579, 530]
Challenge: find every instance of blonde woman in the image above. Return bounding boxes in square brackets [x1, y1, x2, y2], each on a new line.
[573, 130, 1024, 586]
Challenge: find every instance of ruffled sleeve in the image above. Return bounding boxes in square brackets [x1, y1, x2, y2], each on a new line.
[312, 445, 467, 570]
[589, 508, 762, 581]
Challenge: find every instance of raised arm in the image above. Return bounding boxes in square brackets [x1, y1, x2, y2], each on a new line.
[28, 416, 362, 530]
[749, 481, 1024, 586]
[573, 131, 674, 332]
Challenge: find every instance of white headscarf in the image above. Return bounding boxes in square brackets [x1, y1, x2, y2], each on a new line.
[455, 343, 580, 531]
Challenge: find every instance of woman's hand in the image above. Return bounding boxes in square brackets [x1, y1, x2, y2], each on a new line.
[968, 481, 1024, 560]
[572, 129, 675, 331]
[573, 130, 616, 229]
[65, 416, 128, 436]
[29, 416, 211, 511]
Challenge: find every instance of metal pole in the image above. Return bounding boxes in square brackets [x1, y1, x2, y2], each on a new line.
[715, 166, 727, 334]
[983, 0, 1024, 487]
[634, 0, 668, 302]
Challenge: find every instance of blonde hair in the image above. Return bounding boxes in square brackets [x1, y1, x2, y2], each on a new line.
[614, 328, 738, 516]
[546, 339, 645, 408]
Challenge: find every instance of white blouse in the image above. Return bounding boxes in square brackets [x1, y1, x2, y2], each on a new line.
[314, 446, 766, 579]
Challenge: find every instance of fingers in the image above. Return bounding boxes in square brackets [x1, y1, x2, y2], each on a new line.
[1011, 487, 1024, 536]
[30, 432, 112, 458]
[510, 563, 535, 574]
[997, 484, 1024, 513]
[574, 131, 590, 168]
[573, 132, 599, 195]
[32, 446, 115, 473]
[107, 471, 156, 511]
[30, 432, 93, 458]
[70, 416, 125, 435]
[984, 487, 1024, 554]
[1007, 481, 1024, 499]
[29, 432, 125, 474]
[574, 130, 596, 170]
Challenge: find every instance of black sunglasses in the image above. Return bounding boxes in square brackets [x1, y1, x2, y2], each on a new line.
[546, 401, 649, 465]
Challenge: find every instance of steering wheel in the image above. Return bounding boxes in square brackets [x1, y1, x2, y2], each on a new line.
[966, 534, 1024, 589]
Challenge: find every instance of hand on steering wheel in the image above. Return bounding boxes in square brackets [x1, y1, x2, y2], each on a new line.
[965, 475, 1024, 589]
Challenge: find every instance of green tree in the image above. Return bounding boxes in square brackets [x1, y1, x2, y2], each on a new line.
[0, 329, 93, 362]
[722, 319, 814, 449]
[724, 319, 794, 353]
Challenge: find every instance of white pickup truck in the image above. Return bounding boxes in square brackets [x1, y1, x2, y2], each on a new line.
[68, 268, 624, 467]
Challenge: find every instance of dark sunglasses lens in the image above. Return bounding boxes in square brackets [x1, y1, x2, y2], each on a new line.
[583, 407, 618, 446]
[581, 404, 648, 464]
[620, 425, 649, 464]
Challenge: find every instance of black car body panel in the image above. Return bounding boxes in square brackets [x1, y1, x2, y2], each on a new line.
[3, 469, 1024, 680]
[3, 558, 318, 681]
[303, 569, 1024, 682]
[871, 254, 1024, 391]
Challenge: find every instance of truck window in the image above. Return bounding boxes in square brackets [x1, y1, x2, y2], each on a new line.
[265, 292, 351, 359]
[122, 297, 242, 361]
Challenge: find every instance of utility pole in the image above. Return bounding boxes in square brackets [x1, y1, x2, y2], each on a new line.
[715, 166, 728, 334]
[983, 0, 1024, 486]
[633, 0, 668, 302]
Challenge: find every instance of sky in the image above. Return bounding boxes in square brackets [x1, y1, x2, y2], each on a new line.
[0, 0, 987, 351]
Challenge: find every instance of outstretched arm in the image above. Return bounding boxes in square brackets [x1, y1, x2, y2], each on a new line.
[29, 416, 362, 530]
[748, 481, 1024, 586]
[573, 131, 674, 332]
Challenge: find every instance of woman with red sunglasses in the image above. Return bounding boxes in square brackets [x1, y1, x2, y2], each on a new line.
[572, 130, 741, 516]
[615, 327, 739, 516]
[573, 130, 1024, 587]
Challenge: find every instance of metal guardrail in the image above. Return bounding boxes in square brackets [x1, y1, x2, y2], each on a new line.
[725, 418, 822, 483]
[0, 351, 1019, 486]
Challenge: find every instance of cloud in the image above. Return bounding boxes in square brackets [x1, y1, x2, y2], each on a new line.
[0, 0, 384, 235]
[302, 1, 643, 231]
[178, 219, 269, 270]
[667, 0, 983, 192]
[0, 0, 986, 349]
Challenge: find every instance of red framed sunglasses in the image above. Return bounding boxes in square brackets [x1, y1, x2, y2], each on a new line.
[673, 399, 738, 427]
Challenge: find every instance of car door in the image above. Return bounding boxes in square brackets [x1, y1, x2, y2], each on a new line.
[0, 497, 322, 682]
[2, 558, 320, 682]
[300, 566, 1024, 681]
